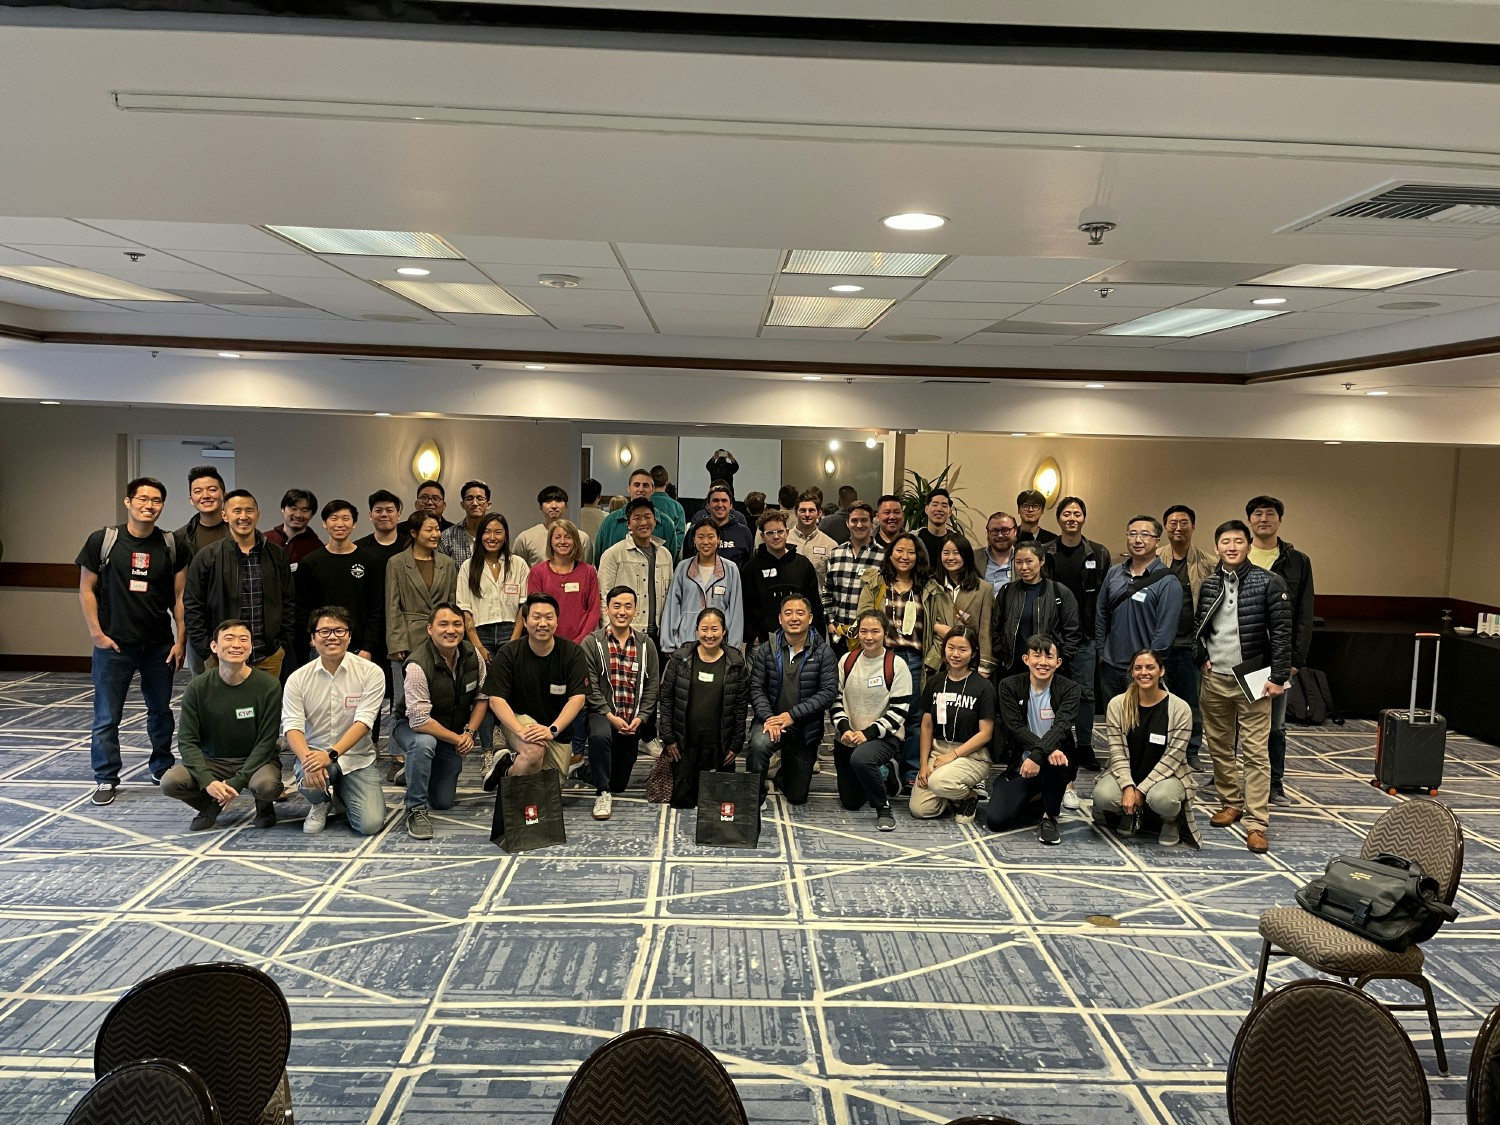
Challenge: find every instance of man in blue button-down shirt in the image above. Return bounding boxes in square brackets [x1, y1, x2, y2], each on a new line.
[1095, 515, 1183, 704]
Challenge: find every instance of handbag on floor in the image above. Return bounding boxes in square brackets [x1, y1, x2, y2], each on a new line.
[644, 751, 674, 804]
[490, 767, 567, 853]
[695, 770, 762, 848]
[1294, 852, 1457, 951]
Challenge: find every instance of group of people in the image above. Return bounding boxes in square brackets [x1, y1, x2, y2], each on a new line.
[77, 458, 1313, 853]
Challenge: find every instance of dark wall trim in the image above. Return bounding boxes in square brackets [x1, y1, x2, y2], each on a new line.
[0, 563, 77, 590]
[0, 655, 90, 674]
[1315, 594, 1497, 623]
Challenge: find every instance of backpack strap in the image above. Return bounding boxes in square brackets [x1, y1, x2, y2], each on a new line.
[99, 525, 118, 568]
[1103, 568, 1175, 627]
[883, 649, 896, 689]
[841, 650, 859, 683]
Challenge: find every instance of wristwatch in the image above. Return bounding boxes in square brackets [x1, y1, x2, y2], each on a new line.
[548, 724, 558, 736]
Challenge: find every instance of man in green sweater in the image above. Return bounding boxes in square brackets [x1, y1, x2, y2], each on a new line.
[160, 618, 284, 830]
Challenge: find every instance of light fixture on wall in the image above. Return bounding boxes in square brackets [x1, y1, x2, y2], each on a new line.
[1032, 456, 1062, 507]
[827, 439, 840, 451]
[411, 438, 442, 485]
[823, 457, 837, 477]
[619, 446, 634, 465]
[865, 436, 878, 449]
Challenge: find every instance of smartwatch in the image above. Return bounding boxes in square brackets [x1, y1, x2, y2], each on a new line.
[548, 724, 558, 737]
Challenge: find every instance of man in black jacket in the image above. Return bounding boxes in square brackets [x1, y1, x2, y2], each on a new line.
[740, 511, 824, 645]
[986, 635, 1079, 845]
[1195, 519, 1294, 854]
[746, 594, 838, 805]
[1042, 496, 1110, 768]
[992, 542, 1081, 677]
[1246, 495, 1316, 806]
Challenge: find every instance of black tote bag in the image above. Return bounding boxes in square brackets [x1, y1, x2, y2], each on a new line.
[695, 770, 762, 849]
[490, 767, 567, 853]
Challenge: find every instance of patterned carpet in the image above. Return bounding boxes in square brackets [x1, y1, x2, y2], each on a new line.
[0, 669, 1496, 1124]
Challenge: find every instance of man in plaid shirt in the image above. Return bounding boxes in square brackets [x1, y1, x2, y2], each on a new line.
[822, 502, 883, 647]
[582, 586, 661, 822]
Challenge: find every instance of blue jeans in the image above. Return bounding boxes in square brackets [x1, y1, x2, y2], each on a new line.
[90, 643, 176, 784]
[1163, 645, 1203, 755]
[294, 758, 387, 835]
[473, 623, 513, 749]
[895, 648, 924, 783]
[391, 721, 464, 812]
[1068, 638, 1099, 763]
[1269, 690, 1289, 787]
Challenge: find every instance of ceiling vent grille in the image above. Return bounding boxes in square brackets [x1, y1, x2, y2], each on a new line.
[1288, 183, 1500, 240]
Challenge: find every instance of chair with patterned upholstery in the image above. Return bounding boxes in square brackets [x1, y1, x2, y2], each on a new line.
[1228, 978, 1430, 1125]
[1253, 797, 1463, 1075]
[552, 1028, 748, 1125]
[65, 1058, 220, 1125]
[93, 961, 293, 1125]
[1467, 1001, 1500, 1125]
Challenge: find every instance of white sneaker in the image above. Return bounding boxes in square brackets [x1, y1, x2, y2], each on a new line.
[643, 739, 663, 760]
[592, 792, 613, 821]
[302, 801, 329, 834]
[1061, 787, 1081, 811]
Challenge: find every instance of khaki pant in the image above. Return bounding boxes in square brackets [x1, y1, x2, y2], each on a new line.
[909, 745, 991, 818]
[1200, 670, 1273, 832]
[502, 713, 573, 779]
[1092, 773, 1186, 821]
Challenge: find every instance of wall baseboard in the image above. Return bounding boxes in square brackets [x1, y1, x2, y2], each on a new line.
[0, 656, 91, 673]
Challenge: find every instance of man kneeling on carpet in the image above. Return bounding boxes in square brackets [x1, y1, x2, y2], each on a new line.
[1091, 647, 1201, 849]
[986, 634, 1078, 845]
[161, 618, 283, 831]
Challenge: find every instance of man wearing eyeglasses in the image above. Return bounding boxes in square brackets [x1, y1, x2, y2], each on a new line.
[982, 511, 1019, 597]
[282, 606, 387, 836]
[439, 479, 491, 565]
[77, 476, 192, 806]
[1095, 515, 1184, 703]
[741, 510, 825, 647]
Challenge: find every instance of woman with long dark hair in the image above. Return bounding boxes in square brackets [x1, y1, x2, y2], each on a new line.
[657, 607, 749, 807]
[660, 518, 744, 649]
[455, 512, 527, 761]
[910, 625, 997, 823]
[932, 536, 996, 676]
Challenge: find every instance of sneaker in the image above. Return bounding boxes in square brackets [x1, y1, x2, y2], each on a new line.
[1270, 786, 1290, 806]
[252, 802, 277, 830]
[1118, 812, 1139, 838]
[482, 750, 495, 778]
[1038, 816, 1061, 846]
[592, 791, 613, 821]
[1187, 755, 1203, 771]
[643, 738, 663, 760]
[972, 782, 989, 803]
[881, 763, 900, 799]
[391, 765, 406, 787]
[482, 750, 514, 793]
[1061, 787, 1081, 811]
[405, 806, 434, 840]
[1158, 817, 1181, 847]
[302, 801, 330, 834]
[875, 806, 896, 832]
[954, 795, 979, 824]
[149, 770, 167, 786]
[812, 759, 822, 774]
[567, 754, 586, 777]
[189, 806, 219, 831]
[384, 758, 404, 785]
[90, 782, 117, 806]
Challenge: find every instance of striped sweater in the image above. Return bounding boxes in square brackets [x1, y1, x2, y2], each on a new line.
[832, 651, 913, 741]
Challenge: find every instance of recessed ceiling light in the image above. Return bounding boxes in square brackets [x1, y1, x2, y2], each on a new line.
[217, 352, 241, 359]
[0, 265, 191, 301]
[882, 212, 947, 231]
[1378, 300, 1441, 311]
[801, 375, 822, 381]
[39, 400, 60, 405]
[784, 250, 945, 278]
[828, 284, 865, 293]
[264, 226, 463, 258]
[1246, 264, 1457, 290]
[396, 267, 431, 277]
[1083, 383, 1106, 389]
[865, 437, 878, 448]
[1097, 308, 1284, 337]
[584, 323, 624, 330]
[373, 411, 392, 417]
[378, 281, 535, 315]
[523, 364, 547, 370]
[1251, 297, 1288, 306]
[767, 295, 896, 329]
[1366, 390, 1390, 396]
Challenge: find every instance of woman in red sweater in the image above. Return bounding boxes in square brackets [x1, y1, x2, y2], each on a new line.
[523, 519, 601, 645]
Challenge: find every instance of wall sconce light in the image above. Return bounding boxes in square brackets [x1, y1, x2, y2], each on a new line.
[865, 437, 878, 449]
[411, 438, 442, 485]
[823, 457, 837, 477]
[619, 446, 633, 465]
[1032, 456, 1062, 507]
[828, 439, 841, 451]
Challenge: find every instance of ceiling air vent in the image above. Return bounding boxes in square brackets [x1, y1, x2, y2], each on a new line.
[1287, 183, 1500, 240]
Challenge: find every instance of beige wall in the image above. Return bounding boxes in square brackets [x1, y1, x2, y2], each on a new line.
[905, 432, 1483, 599]
[781, 439, 884, 508]
[0, 404, 573, 656]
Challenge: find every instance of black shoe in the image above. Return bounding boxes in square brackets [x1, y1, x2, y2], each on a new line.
[899, 781, 914, 797]
[252, 800, 277, 829]
[149, 770, 168, 786]
[1038, 816, 1061, 846]
[90, 782, 117, 806]
[954, 796, 979, 824]
[875, 806, 896, 832]
[482, 750, 514, 793]
[384, 758, 405, 786]
[189, 806, 219, 831]
[1269, 785, 1291, 806]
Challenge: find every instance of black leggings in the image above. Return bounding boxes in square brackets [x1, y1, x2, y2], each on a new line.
[985, 757, 1071, 830]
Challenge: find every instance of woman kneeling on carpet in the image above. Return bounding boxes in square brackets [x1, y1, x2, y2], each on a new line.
[1092, 648, 1200, 848]
[658, 607, 748, 808]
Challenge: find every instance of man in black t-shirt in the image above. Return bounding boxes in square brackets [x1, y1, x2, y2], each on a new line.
[481, 594, 587, 793]
[295, 499, 385, 661]
[1040, 496, 1111, 772]
[76, 476, 192, 806]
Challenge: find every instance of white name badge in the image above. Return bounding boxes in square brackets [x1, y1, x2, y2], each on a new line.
[504, 583, 520, 595]
[564, 581, 581, 593]
[1039, 706, 1055, 721]
[697, 670, 716, 683]
[1149, 732, 1167, 745]
[1131, 589, 1148, 603]
[235, 707, 255, 720]
[128, 579, 149, 593]
[813, 546, 827, 555]
[1084, 559, 1097, 569]
[465, 681, 478, 691]
[762, 568, 776, 578]
[713, 585, 726, 596]
[866, 674, 884, 688]
[290, 562, 299, 573]
[343, 694, 361, 709]
[549, 683, 567, 695]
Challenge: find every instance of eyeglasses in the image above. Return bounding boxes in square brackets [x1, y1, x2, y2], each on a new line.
[313, 627, 350, 639]
[763, 528, 788, 536]
[131, 496, 165, 506]
[1126, 532, 1159, 541]
[462, 495, 487, 504]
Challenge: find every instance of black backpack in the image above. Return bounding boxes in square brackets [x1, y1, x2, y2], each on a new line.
[1295, 852, 1457, 951]
[1286, 666, 1342, 726]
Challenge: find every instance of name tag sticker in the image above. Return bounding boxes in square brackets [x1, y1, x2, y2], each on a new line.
[713, 585, 726, 596]
[1039, 706, 1055, 721]
[813, 546, 827, 555]
[128, 579, 149, 593]
[465, 681, 478, 692]
[1132, 589, 1148, 602]
[1084, 559, 1097, 569]
[549, 683, 567, 695]
[343, 694, 361, 709]
[1149, 732, 1167, 745]
[762, 568, 776, 578]
[289, 562, 298, 573]
[564, 581, 581, 593]
[504, 583, 520, 595]
[867, 674, 884, 688]
[697, 670, 716, 683]
[235, 707, 255, 720]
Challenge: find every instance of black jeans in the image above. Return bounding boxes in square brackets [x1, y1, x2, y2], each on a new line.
[587, 712, 656, 793]
[745, 721, 822, 804]
[833, 733, 902, 810]
[986, 757, 1072, 830]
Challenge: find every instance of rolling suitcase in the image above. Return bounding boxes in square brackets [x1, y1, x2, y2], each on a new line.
[1373, 632, 1446, 795]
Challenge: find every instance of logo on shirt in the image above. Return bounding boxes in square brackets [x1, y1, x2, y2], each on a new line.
[350, 563, 366, 578]
[719, 801, 736, 821]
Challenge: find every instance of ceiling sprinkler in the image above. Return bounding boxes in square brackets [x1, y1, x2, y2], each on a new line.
[1077, 206, 1117, 246]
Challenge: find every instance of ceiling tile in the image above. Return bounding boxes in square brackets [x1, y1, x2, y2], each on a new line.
[1005, 306, 1158, 326]
[1067, 334, 1171, 348]
[937, 256, 1120, 284]
[649, 312, 763, 337]
[439, 313, 556, 330]
[541, 307, 656, 333]
[759, 326, 865, 341]
[1095, 261, 1282, 286]
[1398, 271, 1500, 298]
[898, 300, 1033, 320]
[960, 332, 1072, 347]
[6, 245, 215, 275]
[0, 218, 138, 246]
[232, 274, 424, 314]
[77, 220, 299, 253]
[870, 316, 1004, 337]
[95, 268, 243, 291]
[443, 235, 617, 267]
[1315, 292, 1500, 316]
[104, 301, 242, 314]
[617, 244, 781, 273]
[630, 270, 772, 296]
[0, 278, 111, 310]
[641, 292, 768, 314]
[326, 256, 494, 284]
[772, 275, 922, 299]
[1041, 283, 1219, 307]
[0, 246, 82, 268]
[1269, 311, 1423, 332]
[864, 331, 967, 344]
[476, 264, 632, 292]
[522, 289, 645, 314]
[906, 279, 1071, 303]
[166, 250, 351, 279]
[211, 305, 344, 319]
[1180, 286, 1358, 312]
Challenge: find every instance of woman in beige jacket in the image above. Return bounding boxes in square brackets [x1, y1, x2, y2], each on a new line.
[385, 512, 459, 660]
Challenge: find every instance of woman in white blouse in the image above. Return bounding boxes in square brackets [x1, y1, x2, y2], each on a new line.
[455, 512, 527, 756]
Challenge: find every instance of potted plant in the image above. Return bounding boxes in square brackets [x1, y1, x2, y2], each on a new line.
[899, 464, 974, 540]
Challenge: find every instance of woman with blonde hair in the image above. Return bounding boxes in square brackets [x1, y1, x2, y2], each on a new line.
[1092, 647, 1200, 848]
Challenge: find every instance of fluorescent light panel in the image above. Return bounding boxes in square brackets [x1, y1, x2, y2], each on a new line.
[265, 226, 463, 258]
[766, 295, 895, 329]
[1246, 264, 1457, 290]
[378, 281, 535, 315]
[1097, 308, 1283, 337]
[783, 250, 945, 277]
[0, 265, 191, 301]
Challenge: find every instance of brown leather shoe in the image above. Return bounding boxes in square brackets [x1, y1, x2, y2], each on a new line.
[1209, 806, 1243, 828]
[1246, 829, 1270, 854]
